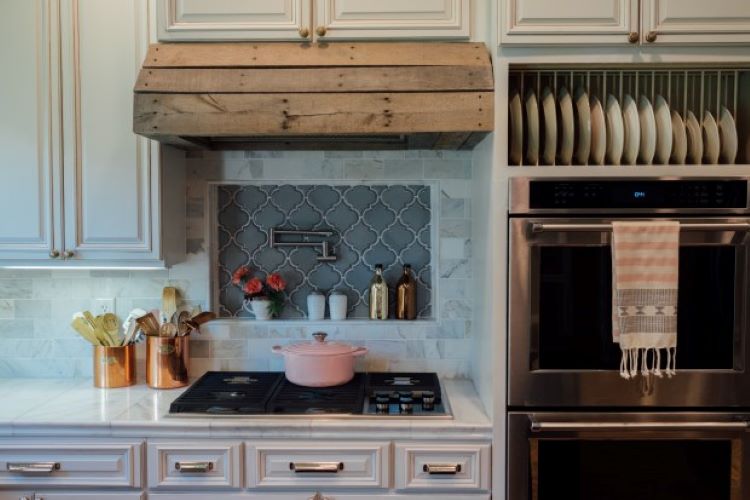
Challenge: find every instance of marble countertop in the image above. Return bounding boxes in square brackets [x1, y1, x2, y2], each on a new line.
[0, 378, 491, 440]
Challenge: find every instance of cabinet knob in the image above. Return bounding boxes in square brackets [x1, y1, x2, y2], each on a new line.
[49, 250, 60, 258]
[645, 31, 657, 43]
[64, 250, 75, 258]
[299, 26, 310, 38]
[628, 31, 639, 43]
[316, 25, 327, 37]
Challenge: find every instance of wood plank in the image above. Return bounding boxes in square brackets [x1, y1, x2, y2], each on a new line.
[143, 42, 491, 68]
[434, 131, 473, 149]
[134, 92, 493, 137]
[135, 66, 494, 93]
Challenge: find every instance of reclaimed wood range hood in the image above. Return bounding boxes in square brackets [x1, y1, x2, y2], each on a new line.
[133, 42, 493, 150]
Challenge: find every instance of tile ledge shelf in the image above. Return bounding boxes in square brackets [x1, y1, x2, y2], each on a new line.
[209, 318, 439, 327]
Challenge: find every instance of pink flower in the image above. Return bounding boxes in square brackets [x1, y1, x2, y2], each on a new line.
[232, 266, 251, 285]
[267, 273, 286, 292]
[243, 277, 263, 295]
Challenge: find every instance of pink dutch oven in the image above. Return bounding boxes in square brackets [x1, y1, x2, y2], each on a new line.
[272, 332, 368, 387]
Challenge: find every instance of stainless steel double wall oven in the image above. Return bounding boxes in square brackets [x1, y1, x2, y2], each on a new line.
[508, 178, 750, 500]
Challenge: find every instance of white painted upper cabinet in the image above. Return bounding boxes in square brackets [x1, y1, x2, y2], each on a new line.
[501, 0, 639, 45]
[157, 0, 313, 41]
[0, 0, 62, 261]
[314, 0, 470, 40]
[501, 0, 750, 45]
[156, 0, 470, 41]
[641, 0, 750, 45]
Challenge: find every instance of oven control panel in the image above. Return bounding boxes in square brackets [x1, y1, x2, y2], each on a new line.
[528, 180, 748, 210]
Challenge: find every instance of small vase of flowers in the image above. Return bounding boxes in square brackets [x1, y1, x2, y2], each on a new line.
[232, 266, 287, 320]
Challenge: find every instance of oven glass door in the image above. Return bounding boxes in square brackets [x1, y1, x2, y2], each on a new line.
[509, 217, 750, 407]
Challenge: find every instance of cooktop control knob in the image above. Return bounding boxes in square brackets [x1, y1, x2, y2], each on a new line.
[375, 396, 390, 413]
[399, 395, 414, 413]
[421, 390, 435, 410]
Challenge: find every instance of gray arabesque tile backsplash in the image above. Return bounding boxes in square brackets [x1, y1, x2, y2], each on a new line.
[0, 150, 473, 378]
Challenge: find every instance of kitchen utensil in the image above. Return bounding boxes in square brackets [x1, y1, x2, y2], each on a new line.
[638, 95, 656, 164]
[685, 111, 703, 164]
[176, 310, 192, 336]
[509, 88, 523, 165]
[71, 317, 100, 345]
[653, 95, 673, 164]
[147, 335, 189, 389]
[101, 313, 121, 346]
[621, 94, 640, 165]
[525, 88, 539, 165]
[574, 87, 591, 165]
[272, 332, 368, 387]
[558, 86, 574, 165]
[589, 95, 606, 166]
[719, 106, 738, 164]
[670, 110, 687, 165]
[605, 94, 624, 165]
[161, 286, 178, 321]
[540, 86, 557, 165]
[703, 110, 720, 164]
[190, 311, 216, 327]
[136, 312, 160, 337]
[160, 323, 178, 338]
[94, 344, 135, 388]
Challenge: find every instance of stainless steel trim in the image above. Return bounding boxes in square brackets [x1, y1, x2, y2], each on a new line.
[269, 228, 336, 261]
[423, 463, 462, 474]
[290, 461, 344, 473]
[7, 462, 60, 474]
[530, 420, 748, 432]
[175, 461, 214, 473]
[532, 222, 750, 233]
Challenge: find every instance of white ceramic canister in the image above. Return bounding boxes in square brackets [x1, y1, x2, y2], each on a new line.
[329, 291, 347, 320]
[307, 291, 325, 320]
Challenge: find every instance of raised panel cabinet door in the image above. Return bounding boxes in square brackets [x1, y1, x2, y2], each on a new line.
[34, 493, 145, 500]
[501, 0, 639, 45]
[157, 0, 313, 41]
[60, 0, 160, 262]
[0, 0, 63, 260]
[642, 0, 750, 44]
[314, 0, 470, 39]
[0, 493, 34, 500]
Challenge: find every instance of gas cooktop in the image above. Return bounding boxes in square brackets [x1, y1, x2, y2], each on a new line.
[169, 371, 451, 418]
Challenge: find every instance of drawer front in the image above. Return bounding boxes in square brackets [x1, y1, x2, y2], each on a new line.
[34, 493, 145, 500]
[394, 442, 490, 491]
[0, 441, 142, 488]
[246, 441, 390, 489]
[147, 441, 242, 490]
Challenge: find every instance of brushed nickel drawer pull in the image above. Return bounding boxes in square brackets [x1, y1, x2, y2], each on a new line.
[423, 463, 462, 474]
[7, 462, 60, 473]
[175, 461, 214, 473]
[290, 461, 344, 473]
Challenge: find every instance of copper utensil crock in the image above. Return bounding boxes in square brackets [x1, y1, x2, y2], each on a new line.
[93, 344, 135, 388]
[146, 335, 189, 389]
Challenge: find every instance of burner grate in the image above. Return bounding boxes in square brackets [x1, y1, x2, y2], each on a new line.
[268, 374, 366, 414]
[169, 371, 283, 414]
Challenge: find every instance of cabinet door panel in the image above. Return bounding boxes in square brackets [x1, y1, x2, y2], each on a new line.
[643, 0, 750, 44]
[157, 0, 312, 41]
[316, 0, 469, 39]
[34, 493, 144, 500]
[502, 0, 638, 45]
[60, 0, 159, 261]
[0, 0, 62, 260]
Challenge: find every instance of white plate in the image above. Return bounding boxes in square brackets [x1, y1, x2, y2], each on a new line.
[509, 88, 523, 165]
[589, 95, 606, 166]
[670, 109, 687, 165]
[621, 94, 640, 165]
[719, 106, 738, 164]
[638, 95, 656, 165]
[574, 87, 591, 165]
[541, 87, 557, 165]
[685, 111, 703, 164]
[653, 95, 673, 165]
[525, 88, 539, 165]
[558, 86, 575, 165]
[605, 94, 624, 165]
[702, 110, 720, 165]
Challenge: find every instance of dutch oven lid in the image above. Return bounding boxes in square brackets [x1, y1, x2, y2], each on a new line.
[282, 332, 359, 356]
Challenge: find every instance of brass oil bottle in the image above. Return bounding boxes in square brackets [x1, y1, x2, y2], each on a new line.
[396, 264, 417, 320]
[369, 264, 388, 319]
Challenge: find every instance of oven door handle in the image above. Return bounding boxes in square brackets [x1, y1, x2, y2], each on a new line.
[530, 420, 749, 431]
[530, 222, 750, 233]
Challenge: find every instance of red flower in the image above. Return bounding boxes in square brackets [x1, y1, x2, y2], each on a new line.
[232, 266, 251, 285]
[267, 273, 286, 292]
[243, 277, 263, 295]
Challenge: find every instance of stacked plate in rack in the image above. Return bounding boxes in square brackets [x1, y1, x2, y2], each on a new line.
[508, 87, 739, 166]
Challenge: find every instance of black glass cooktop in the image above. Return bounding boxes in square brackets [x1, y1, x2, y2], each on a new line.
[169, 371, 449, 417]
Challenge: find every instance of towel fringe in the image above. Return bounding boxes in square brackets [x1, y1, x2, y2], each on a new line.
[620, 346, 675, 379]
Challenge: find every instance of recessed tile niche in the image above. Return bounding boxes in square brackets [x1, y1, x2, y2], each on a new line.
[215, 183, 434, 319]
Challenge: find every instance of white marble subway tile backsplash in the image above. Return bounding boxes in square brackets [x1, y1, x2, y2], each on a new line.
[0, 149, 474, 378]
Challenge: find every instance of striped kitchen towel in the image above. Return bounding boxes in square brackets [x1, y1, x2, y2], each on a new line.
[612, 221, 679, 379]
